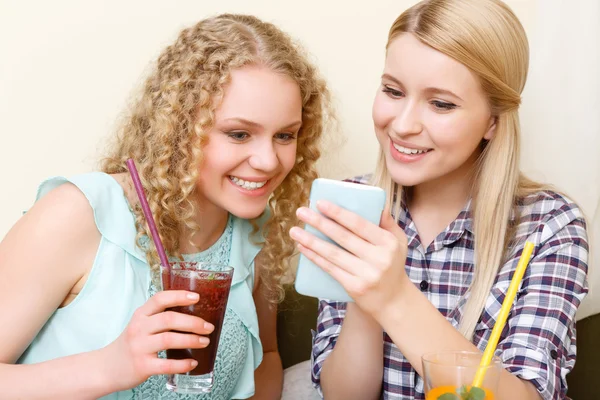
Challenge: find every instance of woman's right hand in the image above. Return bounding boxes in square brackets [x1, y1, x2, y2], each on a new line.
[103, 290, 214, 391]
[292, 201, 409, 320]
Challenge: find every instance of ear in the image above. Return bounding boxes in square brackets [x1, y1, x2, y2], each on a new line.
[483, 116, 497, 140]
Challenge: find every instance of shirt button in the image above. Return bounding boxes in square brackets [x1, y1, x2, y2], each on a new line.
[420, 280, 429, 291]
[550, 350, 558, 360]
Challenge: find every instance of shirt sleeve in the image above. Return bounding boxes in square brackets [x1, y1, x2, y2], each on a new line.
[495, 203, 588, 400]
[311, 300, 347, 396]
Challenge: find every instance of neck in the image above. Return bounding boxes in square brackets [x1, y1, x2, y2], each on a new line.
[179, 194, 229, 254]
[406, 149, 479, 246]
[410, 149, 480, 212]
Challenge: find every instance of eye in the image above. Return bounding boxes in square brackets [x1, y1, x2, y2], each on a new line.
[382, 85, 404, 98]
[274, 132, 297, 143]
[227, 131, 249, 141]
[431, 100, 457, 111]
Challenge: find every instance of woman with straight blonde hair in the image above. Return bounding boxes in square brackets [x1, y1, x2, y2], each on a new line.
[290, 0, 588, 399]
[0, 14, 333, 399]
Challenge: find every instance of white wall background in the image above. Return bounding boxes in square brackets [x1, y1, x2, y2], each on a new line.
[1, 0, 598, 316]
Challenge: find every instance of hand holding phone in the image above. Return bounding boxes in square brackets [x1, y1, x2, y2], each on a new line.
[294, 178, 386, 302]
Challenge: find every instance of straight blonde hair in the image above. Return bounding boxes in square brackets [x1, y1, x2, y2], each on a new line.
[375, 0, 546, 338]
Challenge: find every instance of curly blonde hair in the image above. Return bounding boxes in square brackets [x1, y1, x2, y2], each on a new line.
[101, 14, 333, 302]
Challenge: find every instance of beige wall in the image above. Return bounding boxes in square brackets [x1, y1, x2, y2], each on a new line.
[1, 0, 598, 315]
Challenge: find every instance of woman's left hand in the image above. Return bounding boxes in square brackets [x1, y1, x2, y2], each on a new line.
[290, 200, 409, 318]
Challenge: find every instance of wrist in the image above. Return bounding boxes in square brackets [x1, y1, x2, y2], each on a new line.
[348, 302, 381, 327]
[373, 277, 418, 326]
[93, 345, 126, 394]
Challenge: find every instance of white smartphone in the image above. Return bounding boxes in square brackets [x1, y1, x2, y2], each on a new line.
[294, 178, 386, 302]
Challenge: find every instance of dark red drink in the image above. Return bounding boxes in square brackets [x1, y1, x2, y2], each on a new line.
[163, 263, 233, 376]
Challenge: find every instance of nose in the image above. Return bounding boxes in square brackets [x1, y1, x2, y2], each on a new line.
[248, 138, 279, 172]
[391, 100, 422, 137]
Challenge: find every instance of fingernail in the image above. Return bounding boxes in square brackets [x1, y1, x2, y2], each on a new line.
[289, 227, 301, 240]
[199, 336, 210, 346]
[316, 200, 329, 210]
[204, 322, 215, 332]
[296, 207, 309, 218]
[191, 360, 198, 367]
[186, 293, 199, 300]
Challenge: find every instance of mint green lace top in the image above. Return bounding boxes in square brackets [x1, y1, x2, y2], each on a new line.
[132, 215, 249, 399]
[17, 173, 266, 400]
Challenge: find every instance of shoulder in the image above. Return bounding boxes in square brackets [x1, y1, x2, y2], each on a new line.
[515, 189, 587, 246]
[32, 180, 98, 238]
[518, 189, 584, 221]
[32, 172, 136, 239]
[3, 178, 101, 284]
[502, 189, 589, 288]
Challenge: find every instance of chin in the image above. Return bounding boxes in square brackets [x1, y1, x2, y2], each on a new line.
[227, 204, 269, 220]
[390, 177, 420, 188]
[386, 167, 427, 188]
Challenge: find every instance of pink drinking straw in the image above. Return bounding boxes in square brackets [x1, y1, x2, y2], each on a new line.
[126, 158, 171, 290]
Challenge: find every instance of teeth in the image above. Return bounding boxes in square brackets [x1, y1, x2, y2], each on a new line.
[393, 143, 429, 155]
[230, 176, 267, 190]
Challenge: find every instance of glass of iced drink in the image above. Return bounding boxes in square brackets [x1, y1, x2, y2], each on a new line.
[161, 261, 233, 394]
[422, 351, 501, 400]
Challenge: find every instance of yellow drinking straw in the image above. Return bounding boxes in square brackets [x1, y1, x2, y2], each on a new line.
[471, 241, 536, 388]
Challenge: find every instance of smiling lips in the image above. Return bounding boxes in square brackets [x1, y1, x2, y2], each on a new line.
[389, 139, 432, 163]
[229, 176, 268, 191]
[392, 142, 431, 155]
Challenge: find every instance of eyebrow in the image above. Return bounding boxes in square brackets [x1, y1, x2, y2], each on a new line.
[222, 117, 302, 131]
[381, 73, 464, 102]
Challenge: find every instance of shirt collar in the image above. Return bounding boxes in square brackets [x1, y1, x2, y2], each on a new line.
[398, 195, 474, 251]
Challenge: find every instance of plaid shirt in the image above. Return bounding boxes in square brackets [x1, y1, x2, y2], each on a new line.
[311, 175, 589, 400]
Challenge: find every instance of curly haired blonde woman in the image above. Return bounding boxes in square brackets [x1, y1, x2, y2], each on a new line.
[0, 14, 332, 400]
[290, 1, 588, 399]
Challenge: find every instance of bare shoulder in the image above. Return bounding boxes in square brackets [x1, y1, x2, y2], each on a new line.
[25, 182, 98, 238]
[1, 181, 101, 277]
[0, 181, 102, 362]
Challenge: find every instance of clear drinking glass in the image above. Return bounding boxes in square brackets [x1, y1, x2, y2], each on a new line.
[161, 261, 233, 394]
[422, 351, 501, 400]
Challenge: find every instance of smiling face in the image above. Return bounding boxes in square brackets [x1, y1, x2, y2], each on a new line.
[372, 33, 497, 189]
[196, 64, 302, 220]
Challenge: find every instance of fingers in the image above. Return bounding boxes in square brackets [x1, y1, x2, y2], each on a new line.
[147, 331, 210, 354]
[139, 290, 200, 316]
[296, 243, 360, 291]
[300, 201, 387, 246]
[146, 311, 214, 335]
[296, 206, 370, 257]
[290, 226, 363, 276]
[149, 357, 199, 376]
